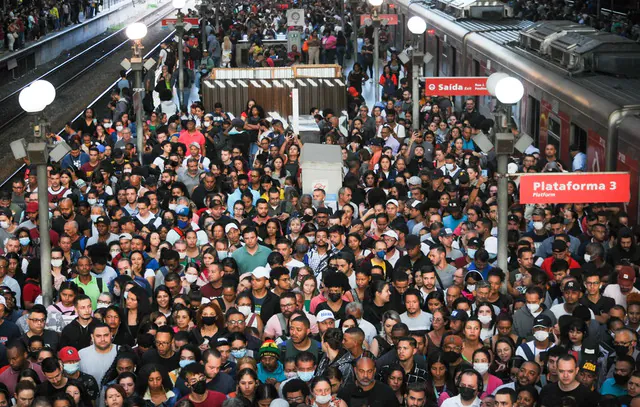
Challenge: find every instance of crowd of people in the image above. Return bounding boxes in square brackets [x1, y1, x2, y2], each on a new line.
[0, 1, 639, 407]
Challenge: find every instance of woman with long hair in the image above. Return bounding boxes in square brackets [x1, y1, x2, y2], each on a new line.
[490, 336, 516, 383]
[135, 365, 178, 407]
[152, 285, 174, 319]
[262, 219, 282, 249]
[427, 308, 448, 354]
[300, 275, 319, 313]
[145, 232, 162, 260]
[191, 302, 225, 349]
[234, 368, 259, 405]
[47, 281, 78, 326]
[104, 306, 135, 346]
[347, 233, 370, 262]
[104, 384, 127, 407]
[130, 251, 152, 296]
[125, 285, 150, 339]
[474, 302, 497, 342]
[461, 318, 483, 362]
[221, 36, 232, 68]
[369, 310, 401, 357]
[363, 280, 392, 333]
[428, 351, 454, 401]
[308, 376, 348, 407]
[472, 347, 503, 398]
[384, 365, 406, 405]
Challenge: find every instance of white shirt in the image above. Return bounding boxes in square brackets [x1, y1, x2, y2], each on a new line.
[550, 303, 595, 320]
[357, 318, 377, 345]
[441, 395, 481, 407]
[400, 310, 433, 332]
[603, 284, 640, 309]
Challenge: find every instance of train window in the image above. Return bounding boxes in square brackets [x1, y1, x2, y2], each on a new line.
[528, 96, 540, 146]
[570, 123, 587, 151]
[548, 116, 561, 150]
[473, 59, 480, 77]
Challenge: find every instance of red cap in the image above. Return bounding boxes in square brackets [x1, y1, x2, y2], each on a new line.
[618, 266, 635, 285]
[348, 87, 359, 97]
[58, 346, 80, 363]
[26, 202, 38, 213]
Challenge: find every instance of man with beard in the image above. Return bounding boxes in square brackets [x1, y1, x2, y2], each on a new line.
[603, 267, 640, 309]
[608, 227, 640, 267]
[338, 357, 399, 407]
[441, 369, 482, 407]
[263, 292, 297, 340]
[600, 355, 634, 396]
[280, 315, 321, 362]
[493, 361, 542, 394]
[52, 198, 90, 236]
[179, 363, 226, 405]
[550, 281, 592, 320]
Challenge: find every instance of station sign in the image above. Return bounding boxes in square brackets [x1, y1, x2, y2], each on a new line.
[423, 77, 489, 96]
[360, 14, 399, 25]
[519, 172, 630, 204]
[162, 17, 200, 26]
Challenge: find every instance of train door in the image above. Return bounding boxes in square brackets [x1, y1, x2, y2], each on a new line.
[570, 123, 587, 152]
[547, 115, 561, 150]
[528, 96, 540, 147]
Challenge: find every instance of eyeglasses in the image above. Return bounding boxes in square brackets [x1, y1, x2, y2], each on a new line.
[228, 320, 244, 325]
[29, 318, 45, 324]
[614, 341, 633, 347]
[155, 340, 171, 346]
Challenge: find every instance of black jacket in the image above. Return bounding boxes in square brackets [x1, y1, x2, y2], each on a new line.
[60, 318, 98, 350]
[252, 290, 281, 326]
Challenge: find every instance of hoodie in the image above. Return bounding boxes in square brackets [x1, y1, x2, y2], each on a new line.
[512, 302, 557, 341]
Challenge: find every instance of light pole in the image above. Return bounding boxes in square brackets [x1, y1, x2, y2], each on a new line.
[173, 0, 186, 111]
[15, 80, 67, 308]
[126, 22, 147, 163]
[367, 0, 383, 102]
[486, 73, 524, 292]
[407, 15, 426, 130]
[349, 0, 359, 63]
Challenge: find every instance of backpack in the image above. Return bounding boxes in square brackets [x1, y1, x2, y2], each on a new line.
[165, 48, 177, 69]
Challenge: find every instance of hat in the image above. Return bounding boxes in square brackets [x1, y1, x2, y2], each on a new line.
[370, 138, 384, 147]
[484, 236, 498, 255]
[449, 311, 468, 322]
[252, 266, 270, 280]
[430, 169, 444, 179]
[258, 341, 281, 359]
[382, 230, 399, 240]
[225, 223, 239, 234]
[410, 200, 422, 209]
[175, 205, 190, 216]
[465, 270, 484, 282]
[508, 215, 520, 223]
[447, 202, 461, 211]
[438, 228, 453, 237]
[231, 118, 245, 128]
[467, 237, 482, 248]
[95, 216, 110, 225]
[317, 309, 335, 323]
[145, 175, 158, 186]
[405, 235, 420, 250]
[119, 233, 133, 240]
[96, 144, 106, 153]
[552, 240, 568, 252]
[618, 266, 635, 285]
[0, 296, 6, 307]
[386, 199, 399, 207]
[26, 202, 39, 213]
[58, 346, 80, 363]
[443, 334, 463, 346]
[563, 281, 581, 293]
[269, 400, 290, 407]
[189, 142, 201, 149]
[0, 287, 14, 297]
[408, 176, 422, 186]
[316, 207, 331, 215]
[580, 359, 598, 375]
[533, 314, 553, 329]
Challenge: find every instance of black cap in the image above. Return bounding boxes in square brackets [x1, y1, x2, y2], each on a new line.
[552, 239, 568, 252]
[405, 234, 420, 250]
[508, 215, 520, 223]
[95, 216, 110, 225]
[316, 207, 330, 215]
[467, 237, 482, 247]
[370, 138, 384, 147]
[145, 175, 158, 186]
[431, 169, 443, 179]
[447, 202, 461, 211]
[533, 314, 553, 329]
[564, 280, 581, 293]
[450, 310, 469, 322]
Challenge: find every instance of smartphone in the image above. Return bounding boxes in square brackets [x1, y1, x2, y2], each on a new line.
[481, 169, 488, 177]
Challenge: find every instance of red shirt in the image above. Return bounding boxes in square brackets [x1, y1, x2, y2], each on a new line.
[179, 391, 226, 407]
[178, 130, 206, 152]
[541, 256, 581, 279]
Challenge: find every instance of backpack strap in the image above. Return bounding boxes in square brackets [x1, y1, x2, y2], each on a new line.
[96, 277, 104, 294]
[277, 313, 288, 336]
[519, 343, 535, 361]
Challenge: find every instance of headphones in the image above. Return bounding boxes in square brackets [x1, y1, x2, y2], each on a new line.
[455, 368, 484, 393]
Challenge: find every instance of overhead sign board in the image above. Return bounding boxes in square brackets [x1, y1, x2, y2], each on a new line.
[162, 17, 199, 26]
[360, 14, 399, 25]
[423, 77, 489, 96]
[519, 172, 630, 204]
[286, 9, 305, 27]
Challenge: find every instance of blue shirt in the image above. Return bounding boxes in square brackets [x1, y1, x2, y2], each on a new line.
[600, 377, 628, 397]
[572, 152, 587, 172]
[462, 138, 476, 151]
[257, 361, 287, 383]
[226, 188, 260, 215]
[443, 214, 467, 231]
[467, 262, 493, 280]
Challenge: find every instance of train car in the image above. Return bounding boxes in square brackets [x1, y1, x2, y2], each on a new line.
[391, 0, 640, 221]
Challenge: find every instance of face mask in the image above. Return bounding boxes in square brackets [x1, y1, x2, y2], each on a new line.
[614, 373, 630, 386]
[185, 274, 198, 283]
[296, 244, 308, 254]
[285, 371, 298, 379]
[474, 362, 489, 375]
[51, 259, 63, 268]
[202, 316, 217, 326]
[0, 221, 9, 229]
[442, 351, 459, 364]
[192, 379, 207, 395]
[116, 125, 124, 132]
[217, 250, 228, 260]
[110, 250, 121, 258]
[113, 287, 121, 297]
[312, 199, 323, 207]
[445, 163, 454, 171]
[178, 252, 187, 259]
[123, 169, 132, 174]
[533, 221, 544, 230]
[533, 330, 549, 342]
[466, 284, 476, 292]
[615, 345, 630, 358]
[19, 237, 30, 246]
[563, 218, 571, 225]
[105, 122, 112, 128]
[526, 303, 540, 314]
[63, 362, 80, 375]
[162, 218, 174, 227]
[315, 394, 332, 404]
[238, 305, 251, 317]
[97, 301, 111, 309]
[584, 254, 591, 263]
[88, 198, 97, 205]
[204, 121, 211, 127]
[177, 220, 188, 229]
[91, 214, 100, 223]
[478, 315, 492, 325]
[298, 371, 314, 382]
[458, 387, 476, 402]
[307, 236, 315, 243]
[467, 248, 477, 258]
[328, 293, 341, 302]
[169, 204, 178, 211]
[231, 348, 247, 359]
[376, 250, 386, 259]
[179, 359, 195, 369]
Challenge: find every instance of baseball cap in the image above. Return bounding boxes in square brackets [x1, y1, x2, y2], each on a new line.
[467, 237, 482, 248]
[408, 176, 422, 186]
[442, 334, 463, 346]
[533, 314, 553, 329]
[119, 233, 133, 240]
[580, 358, 598, 375]
[447, 202, 461, 211]
[386, 199, 399, 207]
[58, 346, 80, 363]
[552, 240, 568, 252]
[410, 200, 422, 209]
[382, 230, 399, 240]
[370, 138, 384, 147]
[449, 311, 468, 322]
[225, 223, 239, 234]
[26, 202, 38, 213]
[95, 216, 110, 225]
[317, 310, 336, 323]
[618, 266, 635, 286]
[563, 280, 581, 293]
[430, 169, 444, 179]
[405, 235, 420, 250]
[252, 266, 270, 280]
[175, 205, 190, 217]
[438, 228, 453, 237]
[190, 142, 201, 149]
[508, 215, 520, 223]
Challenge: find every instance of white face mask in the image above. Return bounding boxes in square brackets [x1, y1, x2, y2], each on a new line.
[87, 198, 97, 205]
[238, 305, 251, 317]
[473, 362, 489, 375]
[51, 259, 63, 268]
[104, 122, 112, 129]
[315, 394, 332, 404]
[584, 254, 591, 263]
[110, 250, 121, 258]
[116, 125, 124, 132]
[204, 121, 211, 127]
[169, 204, 177, 210]
[478, 315, 492, 325]
[526, 303, 540, 314]
[466, 284, 476, 292]
[533, 330, 549, 342]
[445, 163, 454, 171]
[178, 252, 187, 259]
[185, 274, 198, 283]
[533, 221, 544, 230]
[0, 221, 9, 229]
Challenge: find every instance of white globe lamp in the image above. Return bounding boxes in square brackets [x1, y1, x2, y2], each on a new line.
[495, 77, 524, 105]
[126, 22, 148, 40]
[407, 16, 427, 34]
[486, 72, 509, 96]
[172, 0, 186, 9]
[30, 80, 56, 107]
[368, 0, 383, 7]
[19, 85, 49, 113]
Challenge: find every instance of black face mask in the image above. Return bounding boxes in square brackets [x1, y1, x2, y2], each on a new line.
[442, 351, 459, 364]
[614, 373, 630, 386]
[615, 345, 630, 358]
[192, 379, 207, 395]
[458, 387, 476, 401]
[328, 293, 342, 302]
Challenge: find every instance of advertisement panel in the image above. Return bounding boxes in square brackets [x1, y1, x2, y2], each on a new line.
[359, 14, 399, 25]
[519, 172, 630, 204]
[423, 77, 489, 96]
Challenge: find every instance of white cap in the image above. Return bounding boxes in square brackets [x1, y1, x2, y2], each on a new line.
[0, 296, 6, 307]
[484, 236, 498, 255]
[252, 266, 270, 280]
[119, 233, 133, 240]
[317, 310, 335, 322]
[225, 223, 239, 234]
[382, 230, 399, 240]
[386, 199, 399, 207]
[507, 162, 519, 174]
